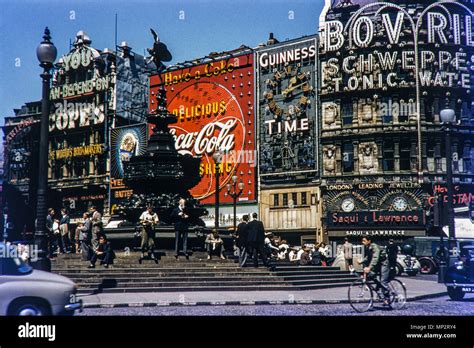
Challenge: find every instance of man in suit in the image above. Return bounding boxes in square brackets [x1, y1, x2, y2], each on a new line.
[88, 235, 115, 268]
[46, 208, 55, 259]
[246, 213, 271, 268]
[235, 214, 249, 267]
[90, 206, 103, 251]
[171, 198, 190, 260]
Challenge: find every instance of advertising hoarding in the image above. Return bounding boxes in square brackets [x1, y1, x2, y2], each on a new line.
[256, 37, 318, 183]
[150, 52, 256, 205]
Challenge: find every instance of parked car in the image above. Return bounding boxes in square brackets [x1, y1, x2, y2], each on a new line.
[405, 237, 474, 274]
[0, 243, 83, 316]
[396, 253, 421, 276]
[445, 245, 474, 301]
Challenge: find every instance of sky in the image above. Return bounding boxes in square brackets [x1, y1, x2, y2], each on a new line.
[0, 0, 325, 123]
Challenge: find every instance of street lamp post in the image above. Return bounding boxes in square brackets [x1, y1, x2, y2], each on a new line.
[226, 175, 244, 232]
[213, 152, 222, 230]
[32, 27, 57, 272]
[439, 103, 456, 280]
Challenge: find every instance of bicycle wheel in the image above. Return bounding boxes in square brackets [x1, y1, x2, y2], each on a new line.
[388, 279, 407, 310]
[348, 279, 374, 313]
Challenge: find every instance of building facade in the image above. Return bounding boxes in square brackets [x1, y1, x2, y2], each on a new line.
[319, 0, 474, 242]
[1, 102, 41, 239]
[256, 35, 322, 244]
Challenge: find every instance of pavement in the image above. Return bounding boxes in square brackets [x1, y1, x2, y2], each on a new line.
[78, 276, 447, 309]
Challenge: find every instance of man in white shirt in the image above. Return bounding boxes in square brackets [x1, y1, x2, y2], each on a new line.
[139, 205, 159, 264]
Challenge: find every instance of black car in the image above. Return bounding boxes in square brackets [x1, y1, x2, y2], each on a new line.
[445, 245, 474, 300]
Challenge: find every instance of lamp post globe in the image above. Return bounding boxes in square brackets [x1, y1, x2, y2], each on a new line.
[37, 27, 57, 67]
[32, 27, 56, 272]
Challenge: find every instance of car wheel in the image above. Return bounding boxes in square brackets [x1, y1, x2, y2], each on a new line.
[396, 264, 404, 276]
[419, 259, 436, 274]
[447, 287, 465, 301]
[9, 300, 51, 316]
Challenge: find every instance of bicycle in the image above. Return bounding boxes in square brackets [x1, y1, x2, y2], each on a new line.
[348, 271, 407, 313]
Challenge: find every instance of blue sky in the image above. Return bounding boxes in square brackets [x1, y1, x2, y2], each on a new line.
[0, 0, 325, 122]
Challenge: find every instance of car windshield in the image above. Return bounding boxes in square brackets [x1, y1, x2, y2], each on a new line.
[0, 257, 33, 276]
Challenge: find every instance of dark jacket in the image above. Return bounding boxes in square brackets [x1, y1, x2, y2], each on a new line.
[362, 243, 387, 272]
[246, 219, 265, 244]
[96, 241, 116, 262]
[235, 222, 248, 247]
[171, 206, 189, 232]
[46, 215, 54, 234]
[299, 252, 311, 266]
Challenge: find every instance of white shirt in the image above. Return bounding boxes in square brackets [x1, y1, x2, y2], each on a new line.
[139, 211, 159, 224]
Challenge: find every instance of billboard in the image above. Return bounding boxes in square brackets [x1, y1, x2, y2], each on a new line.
[109, 124, 148, 213]
[256, 36, 318, 183]
[150, 52, 256, 205]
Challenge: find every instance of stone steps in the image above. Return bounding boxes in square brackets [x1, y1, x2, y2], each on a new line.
[52, 252, 356, 294]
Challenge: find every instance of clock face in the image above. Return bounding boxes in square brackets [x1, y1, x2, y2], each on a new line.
[264, 64, 313, 118]
[341, 198, 355, 212]
[393, 196, 408, 212]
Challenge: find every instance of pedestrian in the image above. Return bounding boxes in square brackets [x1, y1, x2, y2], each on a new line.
[90, 206, 103, 251]
[88, 235, 115, 268]
[299, 246, 312, 266]
[343, 238, 354, 272]
[246, 213, 271, 269]
[318, 242, 329, 266]
[235, 214, 249, 266]
[171, 198, 190, 260]
[59, 208, 71, 254]
[138, 205, 159, 264]
[205, 229, 225, 260]
[46, 208, 58, 259]
[75, 212, 92, 257]
[386, 238, 399, 279]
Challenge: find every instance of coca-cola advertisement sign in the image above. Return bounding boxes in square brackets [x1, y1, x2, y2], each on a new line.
[150, 53, 256, 205]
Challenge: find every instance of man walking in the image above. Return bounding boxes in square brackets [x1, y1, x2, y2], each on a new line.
[246, 213, 271, 269]
[138, 205, 159, 264]
[171, 198, 190, 260]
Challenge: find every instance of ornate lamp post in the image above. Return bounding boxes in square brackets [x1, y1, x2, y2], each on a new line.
[213, 151, 223, 230]
[33, 27, 57, 272]
[226, 175, 244, 232]
[438, 103, 456, 282]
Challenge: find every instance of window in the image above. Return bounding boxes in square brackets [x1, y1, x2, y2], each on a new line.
[301, 192, 307, 205]
[427, 142, 435, 172]
[342, 102, 353, 126]
[273, 194, 279, 207]
[380, 98, 392, 124]
[400, 142, 411, 170]
[282, 193, 288, 206]
[292, 192, 298, 206]
[342, 142, 354, 173]
[382, 140, 394, 171]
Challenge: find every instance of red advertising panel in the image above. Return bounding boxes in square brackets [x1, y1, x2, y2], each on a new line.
[150, 53, 256, 205]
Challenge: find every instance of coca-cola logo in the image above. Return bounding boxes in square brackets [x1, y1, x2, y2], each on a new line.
[171, 119, 238, 156]
[167, 82, 247, 201]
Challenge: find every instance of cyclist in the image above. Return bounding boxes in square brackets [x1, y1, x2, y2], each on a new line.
[361, 235, 391, 306]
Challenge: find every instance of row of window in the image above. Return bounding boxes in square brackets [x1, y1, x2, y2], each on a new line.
[273, 192, 308, 207]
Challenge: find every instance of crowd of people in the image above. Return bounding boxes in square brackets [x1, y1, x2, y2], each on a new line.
[45, 206, 115, 268]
